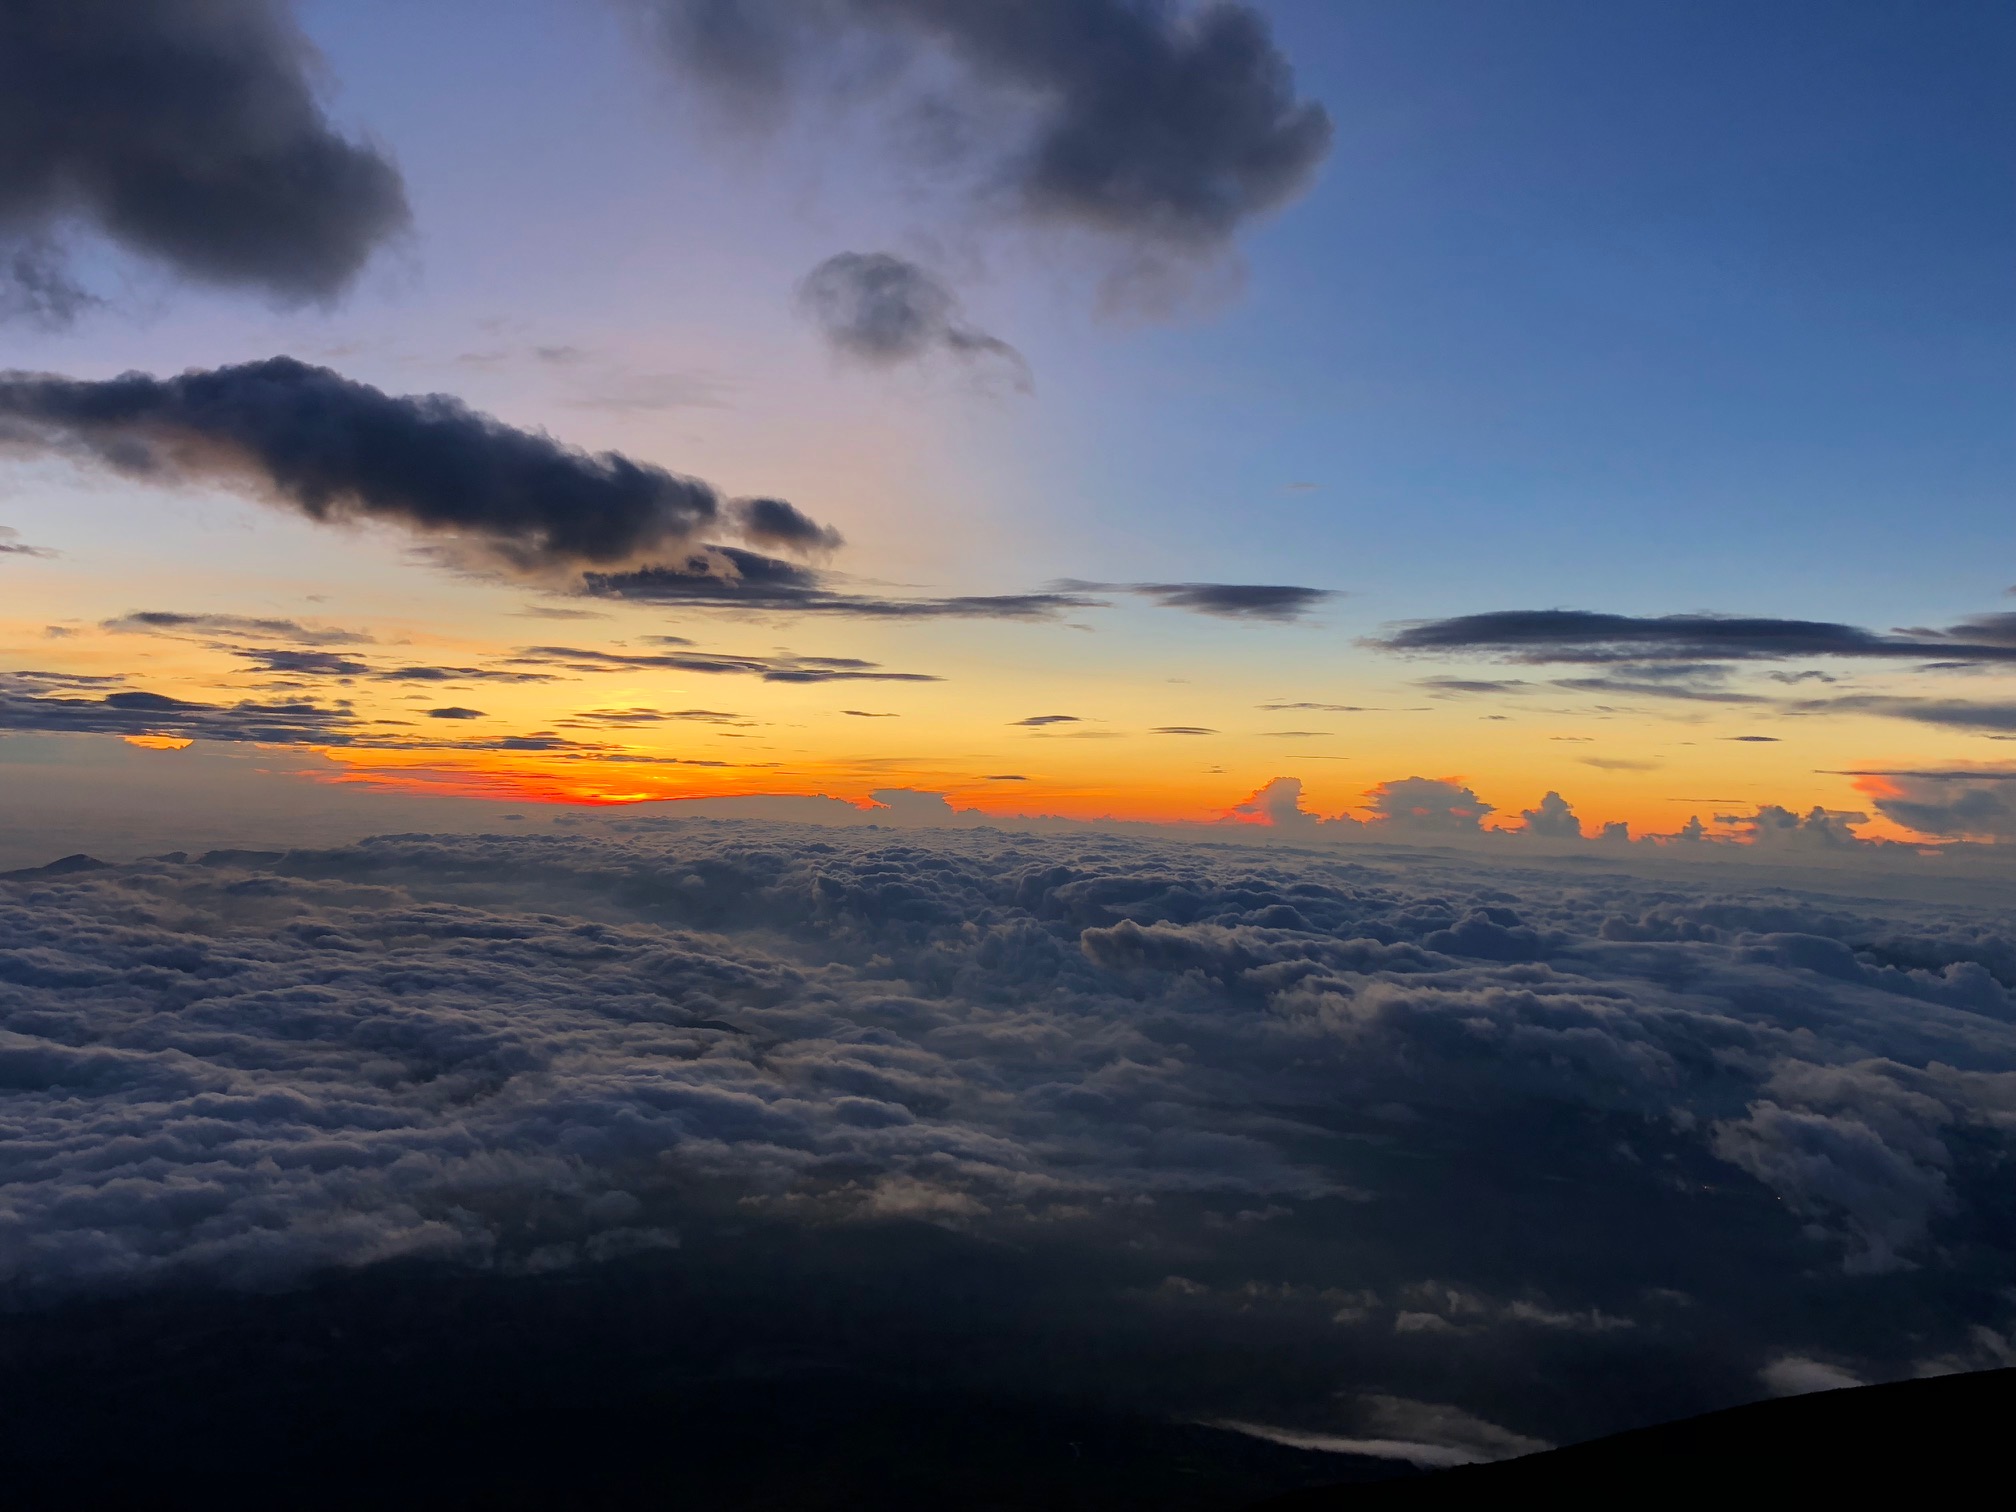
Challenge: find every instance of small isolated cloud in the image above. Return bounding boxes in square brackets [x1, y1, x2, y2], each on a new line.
[0, 0, 408, 317]
[425, 707, 485, 721]
[797, 253, 1028, 387]
[1152, 725, 1217, 735]
[1012, 714, 1080, 727]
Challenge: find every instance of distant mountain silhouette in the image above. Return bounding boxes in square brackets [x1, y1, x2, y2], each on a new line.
[0, 852, 109, 880]
[1252, 1367, 2015, 1507]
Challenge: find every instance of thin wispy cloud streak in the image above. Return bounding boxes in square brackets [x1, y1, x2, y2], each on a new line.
[798, 253, 1029, 386]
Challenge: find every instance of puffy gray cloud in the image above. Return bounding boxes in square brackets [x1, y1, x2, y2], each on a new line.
[797, 252, 1028, 384]
[634, 0, 1331, 254]
[1375, 609, 2016, 667]
[0, 359, 836, 576]
[0, 0, 407, 314]
[2, 825, 2012, 1450]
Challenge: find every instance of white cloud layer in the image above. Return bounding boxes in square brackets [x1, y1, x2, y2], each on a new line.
[3, 824, 2013, 1449]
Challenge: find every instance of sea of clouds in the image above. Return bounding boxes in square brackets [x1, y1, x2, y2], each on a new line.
[3, 823, 2012, 1456]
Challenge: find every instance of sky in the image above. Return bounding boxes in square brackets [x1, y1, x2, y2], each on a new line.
[2, 0, 2013, 854]
[5, 7, 2016, 1486]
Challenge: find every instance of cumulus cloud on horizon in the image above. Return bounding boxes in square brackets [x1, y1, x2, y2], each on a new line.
[2, 825, 2012, 1447]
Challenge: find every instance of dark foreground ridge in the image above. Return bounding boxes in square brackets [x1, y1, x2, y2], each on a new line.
[1257, 1366, 2016, 1507]
[0, 1256, 1413, 1512]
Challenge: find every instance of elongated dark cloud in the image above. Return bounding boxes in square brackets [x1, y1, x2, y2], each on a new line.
[635, 0, 1331, 253]
[798, 253, 1028, 384]
[1055, 579, 1336, 621]
[585, 547, 1099, 618]
[1374, 610, 2016, 666]
[0, 0, 408, 314]
[0, 359, 836, 575]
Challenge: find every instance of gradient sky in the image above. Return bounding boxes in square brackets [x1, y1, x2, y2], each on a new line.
[3, 0, 2012, 852]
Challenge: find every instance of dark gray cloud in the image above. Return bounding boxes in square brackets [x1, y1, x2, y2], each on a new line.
[425, 706, 485, 720]
[2, 826, 2010, 1454]
[797, 252, 1028, 384]
[1058, 579, 1336, 621]
[507, 643, 941, 684]
[635, 0, 1331, 254]
[0, 358, 836, 575]
[1012, 713, 1080, 727]
[101, 610, 373, 645]
[585, 547, 1098, 617]
[0, 0, 407, 314]
[0, 524, 56, 558]
[1152, 725, 1216, 735]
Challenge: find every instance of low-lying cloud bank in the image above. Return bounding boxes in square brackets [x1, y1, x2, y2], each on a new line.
[3, 825, 2011, 1449]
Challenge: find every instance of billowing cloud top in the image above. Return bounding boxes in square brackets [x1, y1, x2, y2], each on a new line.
[2, 825, 2011, 1449]
[0, 358, 835, 574]
[0, 0, 408, 317]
